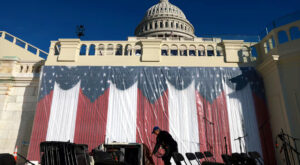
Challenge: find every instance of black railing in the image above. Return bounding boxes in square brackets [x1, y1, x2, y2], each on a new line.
[259, 10, 300, 40]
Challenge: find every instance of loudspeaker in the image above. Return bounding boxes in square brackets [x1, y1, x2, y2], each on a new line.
[0, 154, 16, 165]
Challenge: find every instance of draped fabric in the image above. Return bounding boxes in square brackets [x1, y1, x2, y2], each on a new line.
[136, 90, 169, 165]
[27, 66, 275, 164]
[168, 81, 200, 164]
[196, 92, 231, 162]
[74, 88, 110, 152]
[225, 84, 262, 155]
[106, 82, 138, 143]
[46, 82, 80, 142]
[27, 91, 53, 161]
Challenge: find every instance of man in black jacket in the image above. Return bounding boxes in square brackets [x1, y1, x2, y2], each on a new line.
[150, 126, 181, 165]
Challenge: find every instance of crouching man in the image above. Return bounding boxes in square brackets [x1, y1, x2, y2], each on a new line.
[150, 126, 181, 165]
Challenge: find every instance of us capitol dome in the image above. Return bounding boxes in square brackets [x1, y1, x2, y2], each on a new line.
[135, 0, 195, 38]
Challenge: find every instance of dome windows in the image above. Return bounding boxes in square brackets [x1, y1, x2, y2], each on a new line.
[135, 0, 195, 38]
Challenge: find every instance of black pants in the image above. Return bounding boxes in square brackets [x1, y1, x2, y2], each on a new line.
[162, 145, 181, 165]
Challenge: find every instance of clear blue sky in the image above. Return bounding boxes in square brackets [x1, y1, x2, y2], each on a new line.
[0, 0, 299, 52]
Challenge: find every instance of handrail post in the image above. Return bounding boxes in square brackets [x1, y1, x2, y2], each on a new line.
[37, 50, 40, 57]
[13, 37, 16, 44]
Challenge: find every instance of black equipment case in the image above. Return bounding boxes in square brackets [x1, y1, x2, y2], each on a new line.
[40, 141, 90, 165]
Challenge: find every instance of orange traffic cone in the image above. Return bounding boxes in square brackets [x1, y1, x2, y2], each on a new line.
[13, 146, 18, 162]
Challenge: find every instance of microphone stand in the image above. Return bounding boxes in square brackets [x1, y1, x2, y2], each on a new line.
[277, 129, 300, 165]
[234, 134, 247, 153]
[224, 137, 228, 155]
[284, 133, 300, 165]
[203, 117, 214, 152]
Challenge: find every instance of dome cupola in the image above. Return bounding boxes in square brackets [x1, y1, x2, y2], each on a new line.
[135, 0, 195, 38]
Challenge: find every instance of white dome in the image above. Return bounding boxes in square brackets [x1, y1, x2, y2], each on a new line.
[146, 0, 187, 20]
[135, 0, 195, 38]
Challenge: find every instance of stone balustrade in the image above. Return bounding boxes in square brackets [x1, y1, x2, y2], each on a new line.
[47, 37, 257, 66]
[256, 20, 300, 60]
[0, 31, 48, 59]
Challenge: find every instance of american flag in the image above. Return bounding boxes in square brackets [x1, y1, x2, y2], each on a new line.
[27, 66, 275, 164]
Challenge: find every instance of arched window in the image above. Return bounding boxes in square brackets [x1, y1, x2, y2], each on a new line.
[181, 24, 183, 30]
[155, 22, 158, 29]
[278, 31, 289, 44]
[98, 44, 105, 56]
[107, 44, 114, 55]
[216, 45, 224, 56]
[290, 26, 300, 40]
[176, 23, 179, 29]
[166, 22, 169, 28]
[54, 42, 61, 56]
[161, 45, 169, 56]
[150, 23, 153, 30]
[88, 44, 96, 56]
[80, 44, 87, 56]
[180, 45, 187, 56]
[160, 22, 163, 28]
[125, 45, 132, 56]
[135, 44, 142, 56]
[171, 45, 178, 56]
[115, 44, 123, 56]
[198, 45, 205, 56]
[171, 22, 174, 28]
[189, 45, 196, 56]
[207, 45, 214, 56]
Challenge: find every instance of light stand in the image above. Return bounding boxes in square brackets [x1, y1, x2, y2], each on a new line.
[234, 134, 247, 153]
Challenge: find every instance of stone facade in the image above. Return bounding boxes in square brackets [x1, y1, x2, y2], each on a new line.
[256, 20, 300, 165]
[0, 31, 45, 164]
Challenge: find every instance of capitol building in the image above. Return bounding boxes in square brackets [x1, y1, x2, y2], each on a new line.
[0, 0, 300, 164]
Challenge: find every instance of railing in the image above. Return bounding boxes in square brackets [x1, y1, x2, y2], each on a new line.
[14, 62, 44, 74]
[200, 34, 260, 42]
[0, 31, 48, 59]
[259, 10, 300, 40]
[258, 19, 300, 57]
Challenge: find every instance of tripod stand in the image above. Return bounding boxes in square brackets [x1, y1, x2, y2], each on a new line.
[276, 129, 300, 165]
[234, 134, 248, 153]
